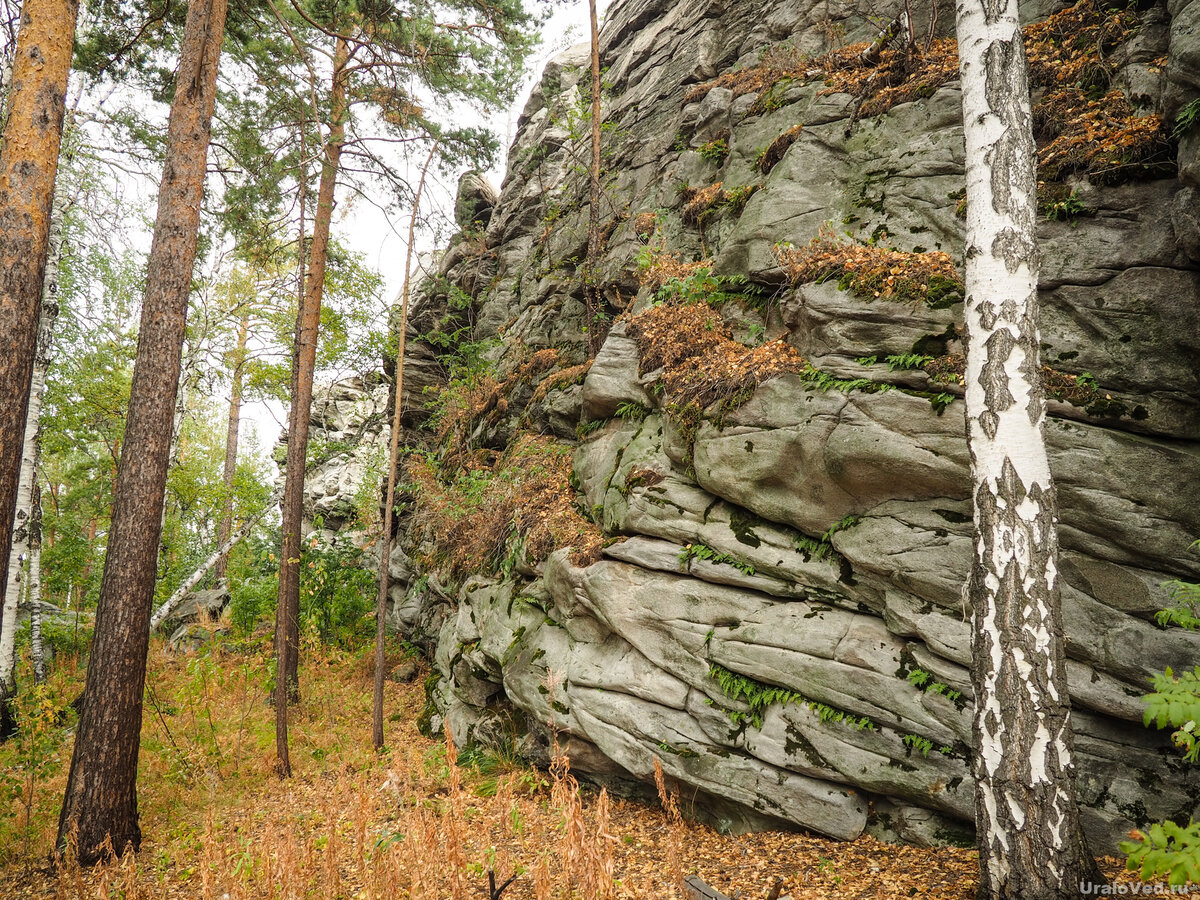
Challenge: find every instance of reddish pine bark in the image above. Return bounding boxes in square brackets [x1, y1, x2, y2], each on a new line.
[56, 0, 228, 863]
[275, 35, 348, 777]
[0, 0, 78, 620]
[373, 141, 437, 751]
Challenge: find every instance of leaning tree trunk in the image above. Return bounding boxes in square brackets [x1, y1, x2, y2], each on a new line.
[0, 0, 78, 621]
[149, 487, 281, 632]
[373, 140, 437, 751]
[0, 167, 65, 738]
[275, 35, 348, 778]
[953, 0, 1103, 896]
[215, 309, 249, 581]
[56, 0, 228, 863]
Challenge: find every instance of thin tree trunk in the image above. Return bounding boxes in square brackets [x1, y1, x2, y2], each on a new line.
[56, 0, 228, 863]
[215, 310, 249, 581]
[275, 35, 348, 777]
[0, 165, 64, 737]
[373, 140, 437, 751]
[953, 0, 1102, 895]
[29, 482, 44, 684]
[0, 0, 78, 621]
[583, 0, 603, 357]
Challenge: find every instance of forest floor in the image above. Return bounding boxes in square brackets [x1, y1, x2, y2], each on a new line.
[0, 631, 1182, 899]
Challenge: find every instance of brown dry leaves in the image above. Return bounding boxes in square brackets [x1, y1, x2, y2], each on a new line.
[410, 432, 604, 577]
[680, 182, 726, 226]
[774, 226, 963, 306]
[815, 38, 960, 118]
[637, 252, 713, 291]
[625, 301, 805, 411]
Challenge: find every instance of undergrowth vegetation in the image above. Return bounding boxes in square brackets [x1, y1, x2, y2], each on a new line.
[408, 434, 604, 580]
[683, 0, 1174, 185]
[774, 226, 963, 308]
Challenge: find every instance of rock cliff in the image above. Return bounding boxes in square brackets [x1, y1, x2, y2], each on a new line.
[315, 0, 1200, 850]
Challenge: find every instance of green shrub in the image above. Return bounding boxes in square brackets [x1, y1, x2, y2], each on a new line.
[1121, 546, 1200, 886]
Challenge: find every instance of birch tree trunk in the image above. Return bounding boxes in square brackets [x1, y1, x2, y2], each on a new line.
[215, 310, 249, 581]
[56, 0, 228, 863]
[275, 34, 348, 777]
[373, 140, 437, 751]
[0, 174, 64, 736]
[0, 0, 78, 618]
[953, 0, 1103, 895]
[29, 483, 44, 684]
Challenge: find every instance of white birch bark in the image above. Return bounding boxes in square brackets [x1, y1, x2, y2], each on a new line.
[29, 482, 44, 683]
[0, 181, 62, 705]
[953, 0, 1101, 895]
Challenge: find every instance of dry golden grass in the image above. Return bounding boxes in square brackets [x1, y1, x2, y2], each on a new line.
[0, 639, 1177, 899]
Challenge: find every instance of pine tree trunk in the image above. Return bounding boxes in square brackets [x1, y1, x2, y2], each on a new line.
[0, 167, 65, 737]
[583, 0, 604, 357]
[275, 35, 348, 777]
[215, 310, 249, 581]
[0, 0, 78, 621]
[953, 0, 1103, 895]
[56, 0, 228, 863]
[373, 141, 437, 751]
[29, 483, 44, 684]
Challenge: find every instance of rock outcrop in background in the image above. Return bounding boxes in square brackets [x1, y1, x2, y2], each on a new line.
[305, 0, 1200, 850]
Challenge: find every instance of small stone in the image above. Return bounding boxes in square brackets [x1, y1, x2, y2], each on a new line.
[389, 660, 420, 683]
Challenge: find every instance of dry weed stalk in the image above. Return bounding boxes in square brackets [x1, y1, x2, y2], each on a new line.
[444, 724, 469, 900]
[654, 757, 685, 898]
[532, 855, 553, 900]
[200, 809, 217, 900]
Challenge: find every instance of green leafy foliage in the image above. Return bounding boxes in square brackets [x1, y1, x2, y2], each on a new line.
[906, 668, 963, 703]
[885, 353, 932, 371]
[697, 136, 730, 165]
[1125, 545, 1200, 883]
[1159, 556, 1200, 630]
[678, 543, 756, 576]
[708, 663, 873, 731]
[615, 401, 649, 422]
[1142, 667, 1200, 764]
[902, 734, 934, 757]
[1121, 821, 1200, 887]
[1172, 98, 1200, 141]
[298, 530, 377, 648]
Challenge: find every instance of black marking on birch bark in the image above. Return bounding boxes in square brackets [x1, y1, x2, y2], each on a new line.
[979, 327, 1016, 438]
[1016, 289, 1047, 426]
[971, 459, 1092, 897]
[992, 227, 1035, 274]
[983, 39, 1037, 273]
[978, 299, 999, 330]
[980, 0, 1007, 25]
